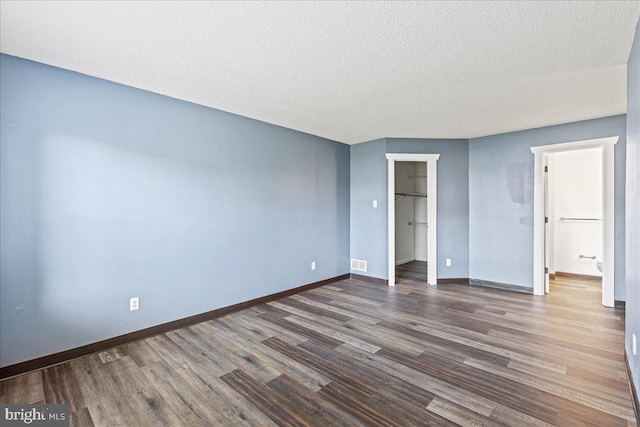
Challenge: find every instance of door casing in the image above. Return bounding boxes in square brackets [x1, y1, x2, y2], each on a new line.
[531, 137, 618, 307]
[386, 153, 440, 286]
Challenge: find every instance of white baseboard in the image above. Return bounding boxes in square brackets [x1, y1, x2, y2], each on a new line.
[396, 258, 415, 265]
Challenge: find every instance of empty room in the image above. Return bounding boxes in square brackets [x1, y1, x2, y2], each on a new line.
[2, 1, 640, 426]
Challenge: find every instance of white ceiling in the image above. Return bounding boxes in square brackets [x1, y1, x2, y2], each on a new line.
[1, 1, 639, 144]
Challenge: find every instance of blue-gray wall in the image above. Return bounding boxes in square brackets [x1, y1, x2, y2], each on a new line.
[626, 20, 640, 402]
[469, 115, 627, 298]
[349, 138, 469, 280]
[1, 51, 633, 370]
[0, 54, 350, 367]
[385, 139, 469, 279]
[349, 139, 388, 279]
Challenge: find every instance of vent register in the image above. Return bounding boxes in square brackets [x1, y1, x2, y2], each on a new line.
[351, 259, 367, 272]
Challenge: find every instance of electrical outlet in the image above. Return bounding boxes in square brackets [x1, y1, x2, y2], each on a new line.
[311, 262, 316, 270]
[446, 258, 452, 267]
[634, 334, 637, 356]
[130, 297, 139, 311]
[373, 200, 378, 208]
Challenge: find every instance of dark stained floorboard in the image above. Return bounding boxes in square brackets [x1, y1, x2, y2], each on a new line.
[1, 276, 636, 426]
[396, 260, 428, 283]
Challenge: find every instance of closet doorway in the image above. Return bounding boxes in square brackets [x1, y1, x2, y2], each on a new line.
[394, 161, 428, 283]
[386, 153, 439, 287]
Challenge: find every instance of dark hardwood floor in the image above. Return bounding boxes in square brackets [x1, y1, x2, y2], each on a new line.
[1, 276, 635, 426]
[396, 260, 427, 282]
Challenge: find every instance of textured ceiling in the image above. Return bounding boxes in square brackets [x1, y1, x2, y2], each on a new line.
[1, 1, 639, 144]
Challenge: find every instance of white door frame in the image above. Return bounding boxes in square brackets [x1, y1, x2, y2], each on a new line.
[530, 137, 618, 307]
[386, 153, 440, 286]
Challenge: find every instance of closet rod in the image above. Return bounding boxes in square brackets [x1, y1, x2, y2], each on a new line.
[395, 192, 427, 198]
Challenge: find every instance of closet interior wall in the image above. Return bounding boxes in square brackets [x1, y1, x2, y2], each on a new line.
[394, 162, 428, 265]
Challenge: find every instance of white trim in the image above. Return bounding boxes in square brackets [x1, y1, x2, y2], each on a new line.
[602, 142, 616, 307]
[530, 137, 617, 154]
[530, 137, 618, 307]
[386, 153, 440, 287]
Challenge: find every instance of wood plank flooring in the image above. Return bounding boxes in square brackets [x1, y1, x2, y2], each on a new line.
[1, 276, 636, 426]
[397, 260, 427, 282]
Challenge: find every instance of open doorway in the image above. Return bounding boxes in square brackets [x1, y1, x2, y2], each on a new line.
[394, 161, 428, 283]
[531, 137, 618, 306]
[386, 153, 439, 287]
[545, 148, 604, 295]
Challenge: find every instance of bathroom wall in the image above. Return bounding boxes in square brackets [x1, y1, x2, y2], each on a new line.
[550, 148, 603, 277]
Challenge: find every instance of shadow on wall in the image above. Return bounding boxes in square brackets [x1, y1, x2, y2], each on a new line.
[5, 132, 256, 363]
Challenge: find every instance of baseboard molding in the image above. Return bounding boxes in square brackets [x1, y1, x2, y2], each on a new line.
[349, 273, 389, 286]
[395, 258, 415, 266]
[0, 273, 350, 381]
[615, 300, 626, 310]
[469, 278, 534, 294]
[625, 353, 640, 426]
[437, 278, 470, 285]
[435, 277, 531, 294]
[555, 271, 602, 281]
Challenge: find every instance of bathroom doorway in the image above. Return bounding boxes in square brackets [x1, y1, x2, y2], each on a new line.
[394, 161, 428, 283]
[531, 136, 617, 306]
[545, 148, 603, 294]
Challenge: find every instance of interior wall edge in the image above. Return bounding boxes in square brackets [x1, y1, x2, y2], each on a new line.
[625, 352, 640, 425]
